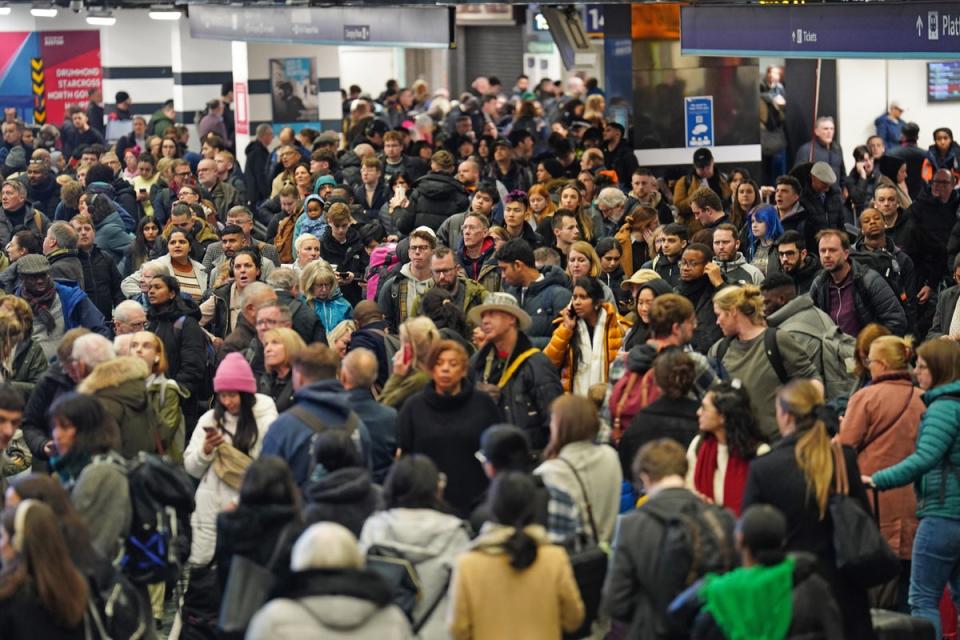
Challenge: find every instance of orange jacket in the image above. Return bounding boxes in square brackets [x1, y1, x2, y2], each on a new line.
[544, 301, 630, 392]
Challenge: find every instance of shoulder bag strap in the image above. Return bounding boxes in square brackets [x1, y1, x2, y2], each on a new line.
[266, 522, 299, 572]
[557, 456, 600, 545]
[763, 328, 789, 384]
[831, 441, 850, 496]
[498, 348, 540, 387]
[413, 565, 453, 634]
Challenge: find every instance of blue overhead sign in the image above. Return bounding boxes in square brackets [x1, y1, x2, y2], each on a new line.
[684, 96, 713, 148]
[682, 3, 960, 59]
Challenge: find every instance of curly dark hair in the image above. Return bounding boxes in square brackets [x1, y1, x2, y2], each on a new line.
[653, 348, 696, 399]
[707, 380, 767, 458]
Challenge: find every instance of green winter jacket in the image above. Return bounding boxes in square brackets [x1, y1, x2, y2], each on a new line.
[874, 379, 960, 519]
[8, 339, 48, 403]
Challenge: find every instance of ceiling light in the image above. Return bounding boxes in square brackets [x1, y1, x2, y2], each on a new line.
[0, 7, 11, 15]
[86, 14, 116, 25]
[30, 5, 58, 17]
[149, 5, 181, 20]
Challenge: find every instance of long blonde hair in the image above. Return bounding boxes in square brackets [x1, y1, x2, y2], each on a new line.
[778, 379, 832, 519]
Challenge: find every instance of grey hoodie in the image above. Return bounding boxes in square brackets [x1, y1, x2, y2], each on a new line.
[714, 252, 764, 285]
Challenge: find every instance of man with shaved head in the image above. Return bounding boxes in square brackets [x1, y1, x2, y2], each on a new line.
[340, 348, 397, 483]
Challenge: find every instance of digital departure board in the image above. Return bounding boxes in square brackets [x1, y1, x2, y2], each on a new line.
[929, 61, 960, 103]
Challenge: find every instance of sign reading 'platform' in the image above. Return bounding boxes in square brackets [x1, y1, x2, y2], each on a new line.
[682, 3, 960, 59]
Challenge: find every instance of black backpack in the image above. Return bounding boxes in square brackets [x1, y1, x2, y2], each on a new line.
[713, 327, 788, 384]
[122, 453, 196, 586]
[848, 249, 907, 306]
[85, 566, 152, 640]
[644, 498, 736, 635]
[365, 544, 452, 633]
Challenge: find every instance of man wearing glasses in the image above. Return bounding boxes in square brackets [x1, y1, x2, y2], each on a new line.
[113, 300, 147, 335]
[774, 230, 819, 295]
[677, 242, 723, 354]
[377, 228, 436, 330]
[430, 247, 487, 321]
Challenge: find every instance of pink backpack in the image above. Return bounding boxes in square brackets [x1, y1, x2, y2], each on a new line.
[365, 242, 400, 301]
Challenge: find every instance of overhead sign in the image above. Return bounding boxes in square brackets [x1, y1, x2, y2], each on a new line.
[684, 96, 713, 148]
[189, 5, 452, 48]
[682, 3, 960, 59]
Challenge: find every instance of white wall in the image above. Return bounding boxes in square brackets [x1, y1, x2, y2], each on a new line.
[245, 41, 341, 128]
[838, 58, 957, 158]
[339, 46, 402, 97]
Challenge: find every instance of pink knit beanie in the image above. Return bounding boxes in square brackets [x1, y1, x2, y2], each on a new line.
[213, 352, 257, 394]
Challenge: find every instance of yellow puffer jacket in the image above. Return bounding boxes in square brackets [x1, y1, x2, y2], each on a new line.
[544, 301, 630, 392]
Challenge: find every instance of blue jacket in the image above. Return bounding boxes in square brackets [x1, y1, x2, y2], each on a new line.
[310, 290, 353, 334]
[57, 283, 110, 335]
[14, 283, 111, 338]
[347, 387, 397, 484]
[94, 211, 134, 263]
[875, 114, 904, 151]
[260, 379, 371, 487]
[874, 380, 960, 519]
[502, 265, 572, 348]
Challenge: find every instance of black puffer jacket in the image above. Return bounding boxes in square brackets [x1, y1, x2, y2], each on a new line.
[808, 259, 908, 336]
[501, 265, 572, 348]
[469, 332, 563, 451]
[302, 467, 382, 537]
[395, 172, 470, 234]
[78, 245, 124, 320]
[147, 296, 208, 399]
[668, 552, 844, 640]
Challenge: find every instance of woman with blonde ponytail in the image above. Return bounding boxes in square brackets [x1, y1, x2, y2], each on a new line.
[741, 378, 874, 640]
[710, 284, 818, 440]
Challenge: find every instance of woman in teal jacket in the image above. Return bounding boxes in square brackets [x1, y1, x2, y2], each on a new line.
[300, 260, 352, 334]
[867, 339, 960, 637]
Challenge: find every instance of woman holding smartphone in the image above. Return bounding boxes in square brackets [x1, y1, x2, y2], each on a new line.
[544, 277, 630, 394]
[183, 352, 278, 567]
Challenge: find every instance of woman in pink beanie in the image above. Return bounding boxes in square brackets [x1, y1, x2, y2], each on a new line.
[182, 352, 278, 569]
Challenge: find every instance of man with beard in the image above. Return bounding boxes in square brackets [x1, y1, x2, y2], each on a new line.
[629, 168, 672, 225]
[25, 160, 60, 216]
[808, 229, 907, 337]
[677, 243, 723, 354]
[773, 230, 820, 294]
[712, 224, 764, 285]
[14, 254, 109, 359]
[430, 247, 487, 320]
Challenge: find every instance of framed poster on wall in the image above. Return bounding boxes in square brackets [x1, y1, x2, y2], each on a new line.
[270, 58, 319, 123]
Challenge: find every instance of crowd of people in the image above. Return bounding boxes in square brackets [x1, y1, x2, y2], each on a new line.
[0, 67, 958, 640]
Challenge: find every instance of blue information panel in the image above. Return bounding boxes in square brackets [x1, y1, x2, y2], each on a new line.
[684, 96, 713, 148]
[682, 3, 960, 59]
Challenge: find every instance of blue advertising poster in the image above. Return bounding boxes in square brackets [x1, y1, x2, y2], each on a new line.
[684, 96, 713, 148]
[269, 57, 319, 123]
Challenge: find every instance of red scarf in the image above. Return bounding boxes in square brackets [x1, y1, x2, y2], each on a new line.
[693, 434, 751, 515]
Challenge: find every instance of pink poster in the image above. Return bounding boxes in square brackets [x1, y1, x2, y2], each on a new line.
[39, 30, 101, 125]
